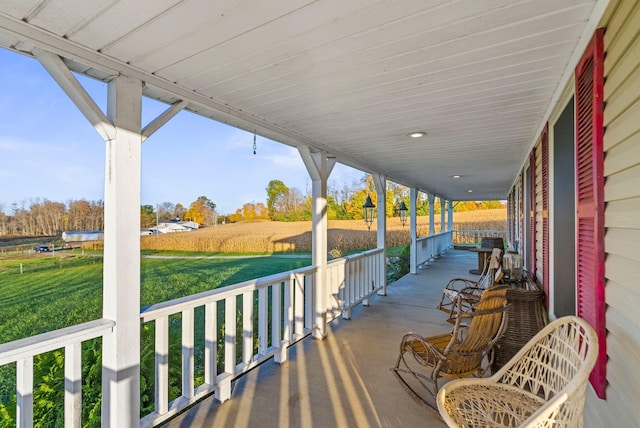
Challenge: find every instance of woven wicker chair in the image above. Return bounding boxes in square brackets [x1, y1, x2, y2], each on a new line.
[437, 316, 598, 427]
[391, 286, 509, 410]
[437, 248, 503, 321]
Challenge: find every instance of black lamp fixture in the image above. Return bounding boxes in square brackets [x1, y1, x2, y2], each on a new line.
[398, 200, 409, 227]
[362, 195, 376, 231]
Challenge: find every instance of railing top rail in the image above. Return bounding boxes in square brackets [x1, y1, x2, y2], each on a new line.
[140, 264, 317, 322]
[416, 230, 453, 241]
[452, 229, 507, 233]
[0, 318, 115, 366]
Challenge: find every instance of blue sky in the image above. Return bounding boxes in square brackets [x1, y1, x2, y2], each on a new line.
[0, 48, 364, 215]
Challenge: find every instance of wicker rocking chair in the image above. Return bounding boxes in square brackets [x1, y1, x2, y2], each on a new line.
[437, 248, 503, 322]
[391, 286, 509, 410]
[437, 316, 598, 428]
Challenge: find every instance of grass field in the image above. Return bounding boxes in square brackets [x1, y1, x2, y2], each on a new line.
[0, 254, 310, 344]
[0, 253, 312, 426]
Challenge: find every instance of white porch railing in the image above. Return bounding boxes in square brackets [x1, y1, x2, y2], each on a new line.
[0, 249, 385, 428]
[415, 230, 453, 268]
[0, 319, 115, 427]
[139, 248, 385, 427]
[326, 248, 385, 320]
[452, 229, 508, 246]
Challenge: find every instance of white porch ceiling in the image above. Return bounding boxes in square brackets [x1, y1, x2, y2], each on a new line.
[0, 0, 603, 200]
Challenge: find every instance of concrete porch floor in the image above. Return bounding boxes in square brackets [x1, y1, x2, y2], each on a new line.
[163, 249, 479, 428]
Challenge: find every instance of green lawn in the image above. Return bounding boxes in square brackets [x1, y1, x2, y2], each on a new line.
[0, 252, 312, 427]
[0, 253, 311, 344]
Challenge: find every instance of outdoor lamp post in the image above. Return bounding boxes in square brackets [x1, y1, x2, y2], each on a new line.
[362, 195, 376, 231]
[398, 200, 408, 227]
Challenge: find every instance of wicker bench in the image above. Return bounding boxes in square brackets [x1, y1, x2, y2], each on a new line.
[437, 316, 598, 427]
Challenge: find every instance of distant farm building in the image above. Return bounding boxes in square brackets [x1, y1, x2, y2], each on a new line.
[62, 230, 104, 242]
[150, 221, 199, 234]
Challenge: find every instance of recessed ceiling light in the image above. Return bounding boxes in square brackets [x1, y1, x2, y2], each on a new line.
[408, 131, 427, 138]
[452, 175, 461, 179]
[468, 190, 473, 193]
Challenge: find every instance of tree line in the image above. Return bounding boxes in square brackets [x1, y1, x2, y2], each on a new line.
[228, 175, 503, 222]
[0, 175, 503, 237]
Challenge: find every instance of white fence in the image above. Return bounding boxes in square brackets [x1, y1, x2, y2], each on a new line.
[0, 319, 115, 427]
[139, 248, 385, 427]
[415, 230, 454, 267]
[452, 229, 508, 246]
[0, 249, 385, 428]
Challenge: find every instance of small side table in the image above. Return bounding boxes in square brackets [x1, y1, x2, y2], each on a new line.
[468, 247, 493, 274]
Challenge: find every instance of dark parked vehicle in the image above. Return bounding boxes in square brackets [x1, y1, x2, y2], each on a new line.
[34, 245, 50, 253]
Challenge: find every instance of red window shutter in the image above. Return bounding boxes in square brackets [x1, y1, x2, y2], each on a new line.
[528, 149, 536, 278]
[575, 28, 606, 399]
[541, 124, 549, 304]
[520, 171, 525, 250]
[510, 189, 516, 246]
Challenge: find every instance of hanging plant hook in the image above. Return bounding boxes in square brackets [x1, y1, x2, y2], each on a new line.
[253, 131, 257, 155]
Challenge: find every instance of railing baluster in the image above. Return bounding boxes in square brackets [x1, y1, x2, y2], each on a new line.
[224, 297, 237, 374]
[283, 277, 293, 344]
[182, 308, 194, 399]
[342, 261, 351, 319]
[155, 316, 169, 415]
[258, 288, 268, 356]
[216, 296, 236, 403]
[304, 272, 313, 332]
[204, 302, 217, 387]
[64, 342, 82, 428]
[242, 291, 254, 365]
[272, 283, 284, 364]
[294, 273, 305, 337]
[17, 356, 33, 428]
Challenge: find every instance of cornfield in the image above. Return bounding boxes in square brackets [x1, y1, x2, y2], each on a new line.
[136, 209, 507, 253]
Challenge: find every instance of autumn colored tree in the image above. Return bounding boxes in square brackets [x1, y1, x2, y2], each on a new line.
[174, 203, 186, 220]
[140, 205, 156, 228]
[266, 179, 289, 220]
[184, 196, 217, 226]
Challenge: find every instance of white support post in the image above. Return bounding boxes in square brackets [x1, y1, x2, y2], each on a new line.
[101, 75, 142, 428]
[410, 188, 418, 274]
[428, 194, 435, 236]
[298, 147, 334, 339]
[373, 173, 387, 296]
[440, 198, 446, 235]
[64, 342, 82, 428]
[448, 200, 454, 231]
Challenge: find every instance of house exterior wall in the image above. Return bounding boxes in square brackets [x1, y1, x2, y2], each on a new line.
[507, 1, 640, 425]
[584, 0, 640, 426]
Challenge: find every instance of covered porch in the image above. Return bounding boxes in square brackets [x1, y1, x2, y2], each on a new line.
[2, 0, 639, 426]
[164, 249, 474, 428]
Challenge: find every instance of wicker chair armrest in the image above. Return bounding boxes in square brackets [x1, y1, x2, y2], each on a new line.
[456, 286, 484, 299]
[444, 278, 478, 291]
[399, 331, 448, 365]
